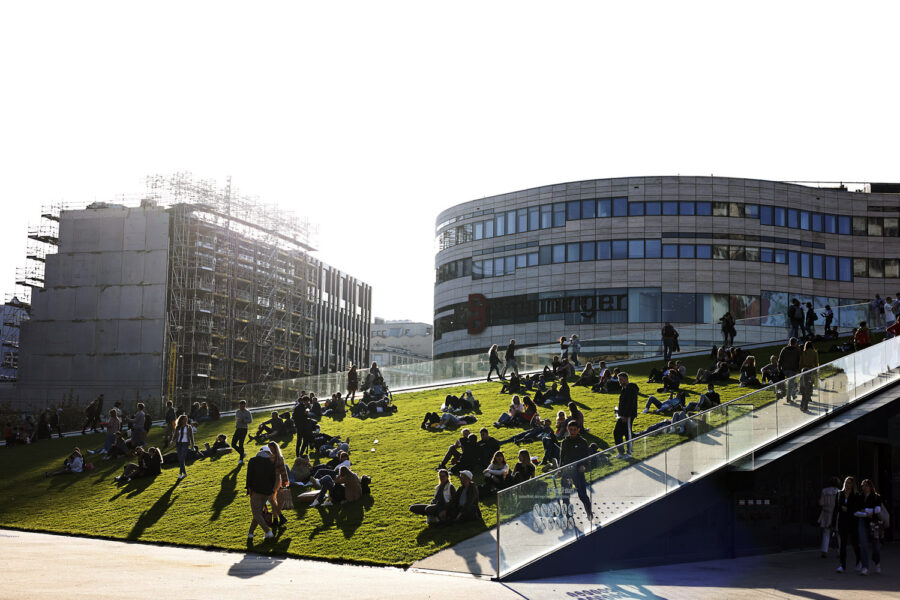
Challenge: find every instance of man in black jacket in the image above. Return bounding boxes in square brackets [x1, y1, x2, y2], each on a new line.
[246, 447, 276, 541]
[293, 399, 310, 457]
[476, 427, 500, 470]
[559, 421, 593, 521]
[614, 372, 639, 458]
[437, 428, 471, 471]
[778, 337, 801, 402]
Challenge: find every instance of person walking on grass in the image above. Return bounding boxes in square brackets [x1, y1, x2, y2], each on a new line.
[246, 446, 276, 542]
[487, 344, 502, 382]
[173, 414, 194, 480]
[499, 339, 519, 380]
[232, 400, 252, 465]
[346, 364, 359, 405]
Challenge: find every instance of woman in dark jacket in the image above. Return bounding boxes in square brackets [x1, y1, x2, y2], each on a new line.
[857, 479, 883, 575]
[719, 312, 736, 347]
[508, 449, 536, 486]
[487, 344, 502, 382]
[452, 470, 481, 522]
[346, 365, 359, 404]
[833, 476, 862, 573]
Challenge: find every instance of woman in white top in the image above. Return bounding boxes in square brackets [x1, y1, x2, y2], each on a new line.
[817, 476, 841, 557]
[47, 448, 84, 477]
[173, 415, 194, 480]
[482, 450, 509, 491]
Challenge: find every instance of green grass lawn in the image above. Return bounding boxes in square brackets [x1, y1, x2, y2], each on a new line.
[0, 336, 862, 566]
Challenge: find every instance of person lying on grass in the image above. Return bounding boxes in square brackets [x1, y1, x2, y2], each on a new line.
[46, 448, 84, 477]
[309, 451, 352, 483]
[641, 392, 685, 415]
[310, 465, 362, 507]
[410, 469, 456, 525]
[442, 390, 480, 413]
[421, 411, 477, 431]
[351, 395, 397, 418]
[114, 446, 163, 483]
[499, 416, 552, 445]
[197, 434, 233, 459]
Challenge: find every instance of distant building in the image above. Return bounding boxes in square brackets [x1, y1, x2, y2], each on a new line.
[13, 176, 371, 411]
[370, 319, 432, 367]
[0, 297, 29, 382]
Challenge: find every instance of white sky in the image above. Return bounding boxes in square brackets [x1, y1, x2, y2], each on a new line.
[1, 1, 898, 323]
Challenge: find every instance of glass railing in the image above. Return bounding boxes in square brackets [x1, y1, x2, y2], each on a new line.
[171, 301, 878, 412]
[495, 334, 900, 578]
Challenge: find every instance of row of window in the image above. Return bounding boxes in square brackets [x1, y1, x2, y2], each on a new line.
[433, 288, 871, 340]
[436, 197, 900, 252]
[437, 239, 863, 283]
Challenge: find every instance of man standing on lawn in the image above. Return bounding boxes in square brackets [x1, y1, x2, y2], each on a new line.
[232, 400, 253, 464]
[614, 372, 639, 458]
[246, 446, 276, 542]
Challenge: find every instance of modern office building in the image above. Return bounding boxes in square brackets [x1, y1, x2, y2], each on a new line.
[434, 176, 900, 358]
[0, 296, 29, 382]
[370, 318, 433, 366]
[12, 175, 371, 410]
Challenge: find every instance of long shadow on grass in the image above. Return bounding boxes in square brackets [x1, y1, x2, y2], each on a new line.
[305, 496, 375, 541]
[109, 476, 155, 501]
[128, 482, 177, 539]
[211, 464, 242, 521]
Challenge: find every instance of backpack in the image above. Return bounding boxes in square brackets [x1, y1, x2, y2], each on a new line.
[360, 475, 372, 497]
[788, 305, 799, 320]
[261, 502, 274, 527]
[144, 413, 152, 432]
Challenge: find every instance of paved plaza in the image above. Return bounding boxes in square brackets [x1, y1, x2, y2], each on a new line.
[4, 528, 896, 599]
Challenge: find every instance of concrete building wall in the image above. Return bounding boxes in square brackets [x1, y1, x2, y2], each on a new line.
[16, 205, 169, 411]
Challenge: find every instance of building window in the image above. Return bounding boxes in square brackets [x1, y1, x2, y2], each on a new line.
[853, 257, 867, 277]
[760, 248, 774, 263]
[581, 241, 595, 261]
[506, 210, 516, 235]
[581, 199, 596, 219]
[869, 258, 884, 278]
[774, 249, 787, 264]
[612, 197, 628, 217]
[529, 206, 540, 231]
[662, 201, 679, 216]
[825, 255, 837, 280]
[787, 209, 799, 229]
[812, 254, 824, 279]
[645, 239, 661, 258]
[494, 213, 505, 236]
[629, 201, 645, 216]
[645, 201, 661, 216]
[517, 208, 528, 233]
[713, 202, 729, 217]
[541, 205, 552, 229]
[552, 244, 566, 264]
[628, 240, 644, 258]
[839, 257, 852, 281]
[597, 198, 611, 218]
[566, 243, 580, 262]
[759, 205, 773, 225]
[596, 240, 611, 260]
[868, 217, 884, 237]
[824, 214, 836, 233]
[662, 292, 697, 323]
[852, 216, 867, 236]
[662, 244, 679, 258]
[629, 288, 661, 323]
[885, 217, 899, 237]
[612, 240, 628, 259]
[696, 244, 712, 259]
[811, 213, 823, 232]
[696, 201, 712, 216]
[838, 215, 851, 235]
[679, 201, 695, 216]
[774, 207, 786, 227]
[679, 244, 695, 259]
[505, 255, 515, 274]
[788, 251, 799, 276]
[745, 204, 759, 219]
[566, 201, 581, 221]
[553, 203, 566, 227]
[729, 202, 745, 218]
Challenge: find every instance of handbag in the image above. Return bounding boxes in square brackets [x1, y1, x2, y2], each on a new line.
[277, 486, 294, 510]
[878, 503, 890, 528]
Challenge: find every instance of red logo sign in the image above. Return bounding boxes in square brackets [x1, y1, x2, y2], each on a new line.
[467, 294, 487, 334]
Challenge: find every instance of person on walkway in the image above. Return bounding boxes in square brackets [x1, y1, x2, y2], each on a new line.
[173, 414, 194, 480]
[499, 339, 519, 380]
[487, 344, 502, 382]
[833, 476, 861, 573]
[799, 340, 820, 412]
[558, 336, 570, 361]
[719, 312, 736, 347]
[559, 421, 593, 521]
[231, 400, 252, 464]
[346, 364, 359, 404]
[788, 299, 803, 340]
[614, 372, 639, 457]
[804, 302, 818, 339]
[872, 294, 886, 330]
[661, 322, 678, 362]
[818, 476, 841, 558]
[856, 478, 883, 575]
[853, 322, 871, 351]
[778, 337, 801, 403]
[569, 334, 581, 366]
[246, 446, 276, 541]
[822, 305, 835, 335]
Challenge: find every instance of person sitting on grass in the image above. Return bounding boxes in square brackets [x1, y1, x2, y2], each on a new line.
[114, 446, 163, 483]
[289, 454, 312, 485]
[437, 431, 479, 474]
[451, 470, 481, 522]
[696, 361, 730, 384]
[500, 372, 524, 394]
[480, 450, 509, 496]
[592, 367, 615, 393]
[524, 372, 548, 393]
[322, 392, 346, 417]
[105, 432, 133, 460]
[442, 390, 479, 413]
[309, 450, 351, 482]
[642, 392, 685, 414]
[198, 434, 232, 459]
[499, 416, 552, 445]
[739, 356, 760, 387]
[249, 410, 287, 443]
[409, 469, 457, 525]
[46, 448, 84, 477]
[494, 395, 524, 427]
[761, 354, 782, 384]
[508, 448, 536, 486]
[520, 396, 539, 424]
[475, 427, 500, 469]
[684, 384, 721, 413]
[555, 358, 575, 380]
[310, 465, 362, 507]
[566, 401, 585, 431]
[656, 361, 682, 393]
[852, 321, 870, 350]
[574, 363, 598, 387]
[554, 411, 568, 438]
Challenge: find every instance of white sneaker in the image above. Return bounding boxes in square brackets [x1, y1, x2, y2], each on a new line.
[641, 408, 649, 414]
[321, 500, 333, 507]
[874, 564, 881, 574]
[247, 534, 254, 540]
[264, 530, 274, 539]
[177, 473, 186, 480]
[835, 566, 844, 573]
[310, 498, 320, 507]
[860, 568, 868, 576]
[238, 459, 244, 465]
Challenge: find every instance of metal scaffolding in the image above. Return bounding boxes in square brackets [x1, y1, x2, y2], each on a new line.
[148, 173, 319, 405]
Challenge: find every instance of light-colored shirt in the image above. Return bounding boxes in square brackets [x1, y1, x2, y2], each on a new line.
[69, 456, 83, 473]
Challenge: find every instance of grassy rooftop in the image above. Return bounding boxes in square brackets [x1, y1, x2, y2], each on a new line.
[0, 335, 864, 566]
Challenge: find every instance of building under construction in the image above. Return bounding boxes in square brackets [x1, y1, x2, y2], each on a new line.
[13, 174, 371, 411]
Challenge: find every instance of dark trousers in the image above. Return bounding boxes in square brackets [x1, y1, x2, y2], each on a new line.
[563, 469, 592, 519]
[613, 417, 633, 454]
[231, 428, 247, 460]
[296, 424, 310, 457]
[542, 437, 560, 462]
[439, 445, 461, 468]
[838, 525, 860, 569]
[663, 339, 674, 362]
[487, 364, 502, 381]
